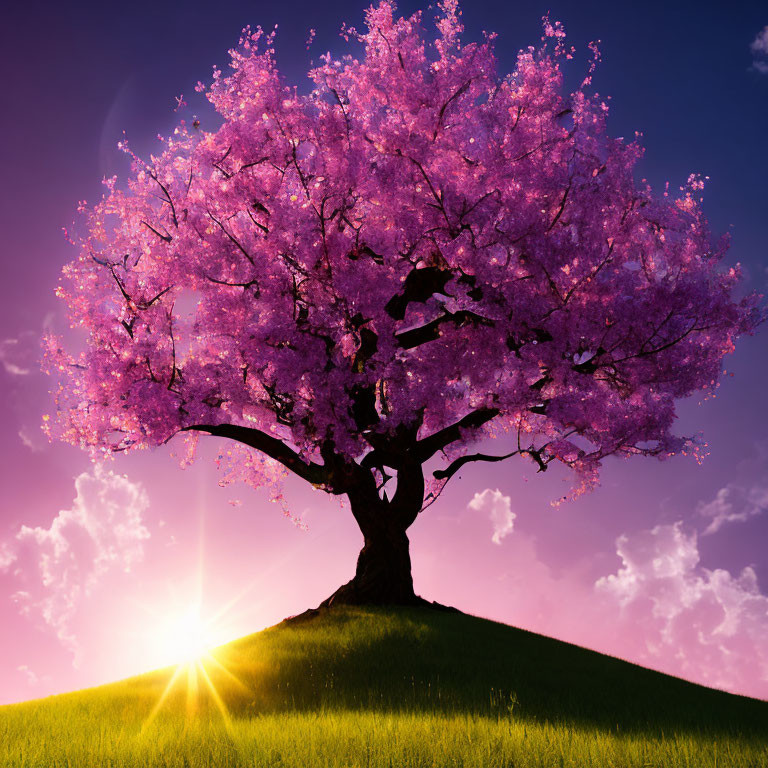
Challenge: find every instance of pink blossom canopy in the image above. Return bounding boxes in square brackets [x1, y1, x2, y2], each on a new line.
[46, 0, 762, 505]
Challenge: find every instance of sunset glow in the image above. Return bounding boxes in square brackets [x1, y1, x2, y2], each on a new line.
[0, 0, 766, 711]
[158, 605, 213, 665]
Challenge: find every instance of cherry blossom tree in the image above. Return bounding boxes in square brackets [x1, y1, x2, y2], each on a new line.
[46, 1, 762, 606]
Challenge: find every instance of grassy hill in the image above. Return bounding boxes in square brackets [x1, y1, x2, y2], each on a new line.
[1, 606, 766, 767]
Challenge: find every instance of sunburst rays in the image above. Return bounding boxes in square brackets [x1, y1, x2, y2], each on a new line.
[142, 646, 249, 732]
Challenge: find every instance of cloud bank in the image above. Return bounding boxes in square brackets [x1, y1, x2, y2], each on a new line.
[476, 508, 768, 699]
[595, 523, 768, 696]
[4, 466, 150, 663]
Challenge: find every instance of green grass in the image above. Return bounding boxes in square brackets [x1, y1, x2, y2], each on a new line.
[1, 606, 767, 766]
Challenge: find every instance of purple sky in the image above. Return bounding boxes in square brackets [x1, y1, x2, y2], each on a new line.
[0, 0, 766, 705]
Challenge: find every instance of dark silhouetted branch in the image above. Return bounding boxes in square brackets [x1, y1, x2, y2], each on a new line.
[396, 310, 492, 349]
[182, 424, 327, 486]
[433, 450, 518, 482]
[416, 407, 500, 462]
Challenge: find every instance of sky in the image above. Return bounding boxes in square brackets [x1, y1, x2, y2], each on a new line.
[0, 0, 766, 705]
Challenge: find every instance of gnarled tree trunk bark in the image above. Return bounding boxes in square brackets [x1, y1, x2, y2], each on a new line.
[284, 461, 459, 621]
[322, 517, 417, 606]
[320, 474, 423, 607]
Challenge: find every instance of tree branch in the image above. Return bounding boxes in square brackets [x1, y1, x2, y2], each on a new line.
[396, 310, 493, 349]
[141, 220, 172, 243]
[433, 79, 472, 140]
[389, 461, 425, 529]
[433, 450, 518, 482]
[547, 182, 570, 232]
[181, 424, 328, 486]
[149, 170, 179, 228]
[416, 407, 500, 462]
[206, 211, 255, 265]
[203, 273, 260, 295]
[385, 266, 452, 320]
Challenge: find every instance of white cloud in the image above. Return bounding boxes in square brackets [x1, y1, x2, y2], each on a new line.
[18, 426, 45, 453]
[469, 488, 515, 544]
[18, 429, 35, 451]
[17, 665, 39, 686]
[9, 466, 150, 663]
[751, 26, 768, 56]
[596, 523, 768, 694]
[0, 541, 16, 571]
[751, 27, 768, 73]
[0, 323, 59, 377]
[0, 338, 31, 376]
[698, 483, 768, 535]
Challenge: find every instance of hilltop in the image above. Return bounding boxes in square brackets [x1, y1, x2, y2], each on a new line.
[1, 606, 766, 767]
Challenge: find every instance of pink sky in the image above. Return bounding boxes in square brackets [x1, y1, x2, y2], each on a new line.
[1, 0, 767, 706]
[1, 380, 767, 704]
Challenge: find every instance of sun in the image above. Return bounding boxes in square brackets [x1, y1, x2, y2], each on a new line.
[157, 604, 215, 665]
[142, 602, 249, 731]
[175, 606, 211, 662]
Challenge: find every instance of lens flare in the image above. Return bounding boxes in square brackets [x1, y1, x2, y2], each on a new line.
[173, 605, 210, 663]
[140, 599, 253, 733]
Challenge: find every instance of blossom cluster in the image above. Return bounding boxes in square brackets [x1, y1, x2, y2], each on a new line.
[46, 1, 762, 501]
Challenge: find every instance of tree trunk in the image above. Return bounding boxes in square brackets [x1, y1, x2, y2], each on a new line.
[284, 477, 460, 621]
[321, 519, 419, 607]
[316, 478, 425, 607]
[295, 461, 459, 614]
